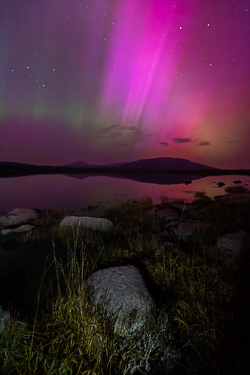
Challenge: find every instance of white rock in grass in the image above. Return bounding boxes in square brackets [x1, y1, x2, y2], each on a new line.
[85, 265, 153, 334]
[0, 208, 38, 227]
[60, 216, 113, 231]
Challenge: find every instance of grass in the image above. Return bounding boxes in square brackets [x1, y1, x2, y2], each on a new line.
[0, 195, 250, 374]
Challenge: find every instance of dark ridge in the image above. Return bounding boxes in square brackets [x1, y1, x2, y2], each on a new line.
[0, 158, 249, 179]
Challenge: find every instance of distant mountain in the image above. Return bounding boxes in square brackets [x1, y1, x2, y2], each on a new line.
[111, 157, 217, 171]
[62, 161, 127, 168]
[0, 157, 218, 172]
[1, 158, 250, 180]
[0, 161, 32, 168]
[62, 161, 92, 168]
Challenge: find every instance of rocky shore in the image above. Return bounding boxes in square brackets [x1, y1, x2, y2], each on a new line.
[0, 191, 250, 316]
[0, 191, 250, 374]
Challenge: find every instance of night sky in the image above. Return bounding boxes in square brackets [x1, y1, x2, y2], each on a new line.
[0, 0, 250, 168]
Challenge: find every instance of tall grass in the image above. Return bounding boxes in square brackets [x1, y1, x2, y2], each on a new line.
[0, 196, 249, 374]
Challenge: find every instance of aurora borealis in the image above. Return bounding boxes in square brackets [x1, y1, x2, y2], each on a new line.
[0, 0, 250, 168]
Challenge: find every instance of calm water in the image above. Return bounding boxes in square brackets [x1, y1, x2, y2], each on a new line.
[0, 173, 250, 215]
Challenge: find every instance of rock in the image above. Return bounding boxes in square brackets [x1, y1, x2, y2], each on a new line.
[170, 202, 195, 212]
[217, 231, 250, 256]
[0, 208, 38, 227]
[154, 241, 174, 257]
[85, 265, 153, 334]
[171, 220, 212, 240]
[214, 193, 250, 205]
[165, 219, 181, 229]
[156, 207, 182, 221]
[161, 230, 169, 238]
[0, 305, 10, 334]
[1, 224, 35, 242]
[60, 216, 114, 231]
[217, 182, 225, 187]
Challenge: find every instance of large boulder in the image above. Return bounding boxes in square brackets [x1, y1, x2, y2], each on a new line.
[214, 193, 250, 205]
[0, 208, 38, 227]
[217, 231, 250, 256]
[60, 216, 114, 231]
[156, 207, 182, 221]
[171, 219, 212, 240]
[85, 265, 153, 334]
[170, 202, 195, 212]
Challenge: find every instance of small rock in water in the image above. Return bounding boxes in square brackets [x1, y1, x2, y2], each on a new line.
[217, 182, 225, 187]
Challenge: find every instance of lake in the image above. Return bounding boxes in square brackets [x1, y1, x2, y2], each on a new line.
[1, 173, 250, 215]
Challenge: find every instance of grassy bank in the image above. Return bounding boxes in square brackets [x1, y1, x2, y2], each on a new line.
[0, 195, 250, 374]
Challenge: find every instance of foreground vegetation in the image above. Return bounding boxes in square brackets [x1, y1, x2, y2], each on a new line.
[0, 193, 250, 374]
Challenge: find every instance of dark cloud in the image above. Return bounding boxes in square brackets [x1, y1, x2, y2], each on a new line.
[171, 137, 192, 143]
[158, 142, 169, 147]
[197, 141, 210, 146]
[98, 125, 154, 142]
[102, 124, 121, 132]
[128, 128, 155, 140]
[110, 132, 123, 137]
[124, 126, 136, 131]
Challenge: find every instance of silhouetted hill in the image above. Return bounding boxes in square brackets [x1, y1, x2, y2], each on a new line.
[62, 161, 127, 168]
[62, 157, 217, 171]
[62, 161, 92, 168]
[113, 157, 217, 171]
[1, 158, 249, 179]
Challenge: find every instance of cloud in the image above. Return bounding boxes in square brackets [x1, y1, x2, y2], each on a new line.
[95, 124, 155, 142]
[197, 141, 210, 146]
[102, 124, 121, 132]
[93, 135, 105, 139]
[116, 143, 129, 147]
[158, 142, 169, 147]
[171, 137, 192, 143]
[124, 126, 136, 131]
[127, 128, 156, 140]
[227, 140, 237, 143]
